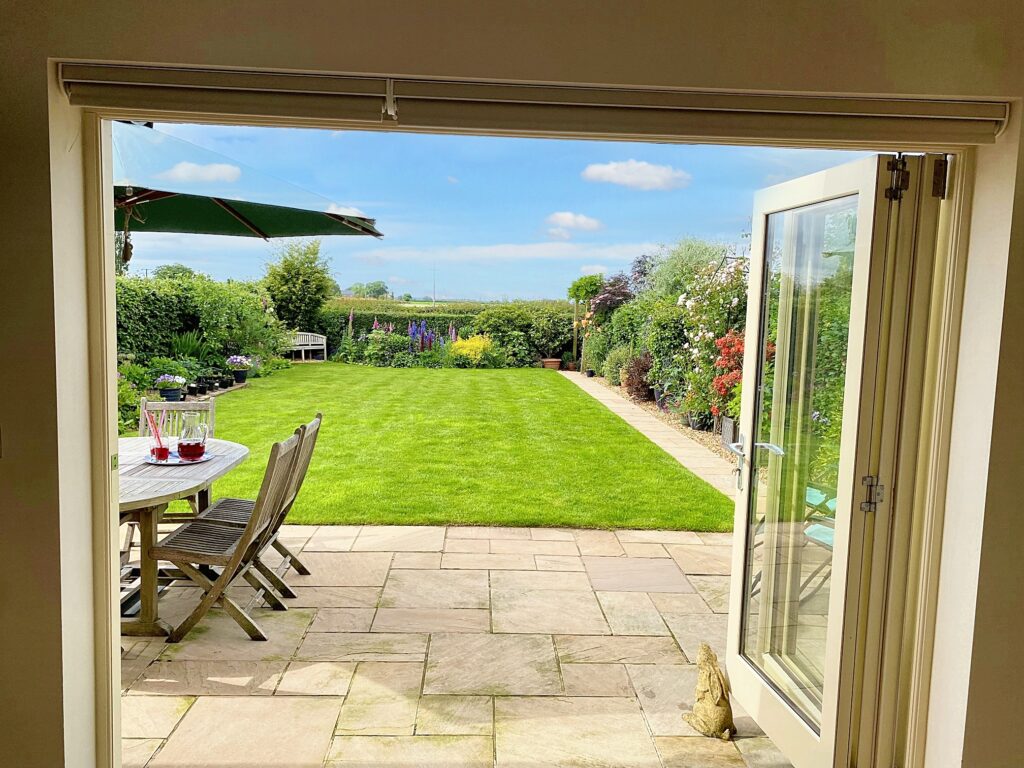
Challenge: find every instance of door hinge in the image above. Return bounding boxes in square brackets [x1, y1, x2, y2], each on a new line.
[111, 453, 118, 471]
[932, 156, 949, 198]
[885, 157, 911, 201]
[861, 475, 884, 512]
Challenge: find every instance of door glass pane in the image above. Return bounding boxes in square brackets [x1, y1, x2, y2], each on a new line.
[740, 194, 858, 731]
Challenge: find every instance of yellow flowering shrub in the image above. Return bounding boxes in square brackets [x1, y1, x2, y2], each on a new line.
[447, 335, 494, 366]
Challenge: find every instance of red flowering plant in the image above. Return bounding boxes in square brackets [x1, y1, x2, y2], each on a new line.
[710, 331, 744, 418]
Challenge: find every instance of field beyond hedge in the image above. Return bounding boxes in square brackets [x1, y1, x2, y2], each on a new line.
[210, 364, 733, 530]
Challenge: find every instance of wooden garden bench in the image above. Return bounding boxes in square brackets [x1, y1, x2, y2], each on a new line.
[288, 331, 327, 361]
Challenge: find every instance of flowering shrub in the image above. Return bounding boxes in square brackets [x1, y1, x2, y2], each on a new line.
[710, 331, 743, 417]
[154, 374, 186, 390]
[673, 257, 748, 419]
[226, 354, 253, 371]
[446, 335, 497, 368]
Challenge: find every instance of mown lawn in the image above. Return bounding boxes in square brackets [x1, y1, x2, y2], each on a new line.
[210, 364, 732, 530]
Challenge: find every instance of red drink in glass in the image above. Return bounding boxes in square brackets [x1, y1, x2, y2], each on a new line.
[178, 441, 206, 461]
[151, 446, 170, 462]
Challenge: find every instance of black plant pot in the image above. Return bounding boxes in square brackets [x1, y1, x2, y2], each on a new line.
[160, 388, 182, 402]
[233, 369, 249, 384]
[187, 384, 199, 397]
[585, 369, 596, 377]
[196, 383, 209, 396]
[220, 376, 235, 389]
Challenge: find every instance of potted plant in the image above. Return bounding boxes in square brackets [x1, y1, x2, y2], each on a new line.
[187, 382, 199, 397]
[154, 374, 186, 402]
[195, 379, 209, 396]
[585, 368, 596, 377]
[227, 355, 253, 384]
[560, 351, 577, 371]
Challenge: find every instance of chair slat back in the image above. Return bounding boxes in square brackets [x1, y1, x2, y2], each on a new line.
[282, 412, 323, 513]
[138, 398, 216, 438]
[227, 428, 302, 571]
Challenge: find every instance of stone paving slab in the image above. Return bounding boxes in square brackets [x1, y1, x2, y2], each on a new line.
[121, 525, 789, 768]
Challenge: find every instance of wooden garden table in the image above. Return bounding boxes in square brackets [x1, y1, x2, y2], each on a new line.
[118, 436, 249, 637]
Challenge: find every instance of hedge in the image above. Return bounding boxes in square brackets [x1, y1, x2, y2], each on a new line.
[116, 275, 286, 362]
[116, 277, 199, 359]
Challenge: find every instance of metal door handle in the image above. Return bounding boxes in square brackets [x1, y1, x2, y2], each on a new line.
[755, 442, 785, 456]
[726, 440, 746, 491]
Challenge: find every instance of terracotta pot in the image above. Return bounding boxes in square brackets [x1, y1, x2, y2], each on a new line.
[564, 362, 577, 372]
[541, 358, 561, 369]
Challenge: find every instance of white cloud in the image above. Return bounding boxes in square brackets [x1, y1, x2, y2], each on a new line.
[155, 161, 241, 184]
[581, 159, 691, 191]
[447, 176, 460, 184]
[580, 264, 609, 275]
[352, 241, 656, 264]
[545, 211, 602, 240]
[327, 202, 368, 217]
[546, 211, 602, 230]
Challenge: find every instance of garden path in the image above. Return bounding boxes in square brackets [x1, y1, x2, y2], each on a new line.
[560, 371, 739, 500]
[120, 525, 789, 767]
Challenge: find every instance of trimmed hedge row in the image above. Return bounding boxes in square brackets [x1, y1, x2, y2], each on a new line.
[116, 275, 287, 362]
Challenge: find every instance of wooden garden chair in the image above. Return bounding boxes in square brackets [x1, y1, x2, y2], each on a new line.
[198, 413, 323, 586]
[151, 427, 302, 642]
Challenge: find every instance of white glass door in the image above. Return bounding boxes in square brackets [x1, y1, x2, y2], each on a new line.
[726, 156, 913, 767]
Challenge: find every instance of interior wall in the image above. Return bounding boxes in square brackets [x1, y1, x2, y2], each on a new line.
[1, 3, 1023, 767]
[925, 117, 1021, 768]
[959, 128, 1024, 768]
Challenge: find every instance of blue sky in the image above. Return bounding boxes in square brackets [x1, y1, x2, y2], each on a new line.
[113, 122, 865, 299]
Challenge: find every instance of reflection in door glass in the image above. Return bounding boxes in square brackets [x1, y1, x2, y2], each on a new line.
[740, 195, 857, 731]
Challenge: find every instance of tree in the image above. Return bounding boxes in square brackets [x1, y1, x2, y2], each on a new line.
[263, 239, 333, 330]
[400, 293, 413, 302]
[152, 263, 198, 280]
[347, 280, 390, 298]
[648, 238, 731, 299]
[326, 276, 342, 296]
[568, 274, 605, 361]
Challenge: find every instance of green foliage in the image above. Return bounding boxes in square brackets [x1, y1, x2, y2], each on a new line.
[567, 274, 603, 302]
[648, 238, 732, 299]
[117, 362, 150, 391]
[603, 345, 634, 385]
[263, 239, 333, 330]
[116, 274, 286, 363]
[471, 302, 573, 362]
[117, 376, 140, 434]
[363, 331, 413, 367]
[169, 330, 215, 362]
[581, 326, 610, 373]
[444, 335, 504, 368]
[644, 302, 689, 389]
[608, 294, 658, 350]
[116, 276, 199, 359]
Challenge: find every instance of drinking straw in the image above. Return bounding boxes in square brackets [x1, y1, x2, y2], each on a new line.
[146, 411, 163, 449]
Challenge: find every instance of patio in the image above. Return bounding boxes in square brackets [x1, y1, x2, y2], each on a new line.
[120, 524, 790, 767]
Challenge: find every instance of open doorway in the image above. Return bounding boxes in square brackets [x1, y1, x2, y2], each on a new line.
[85, 83, 969, 768]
